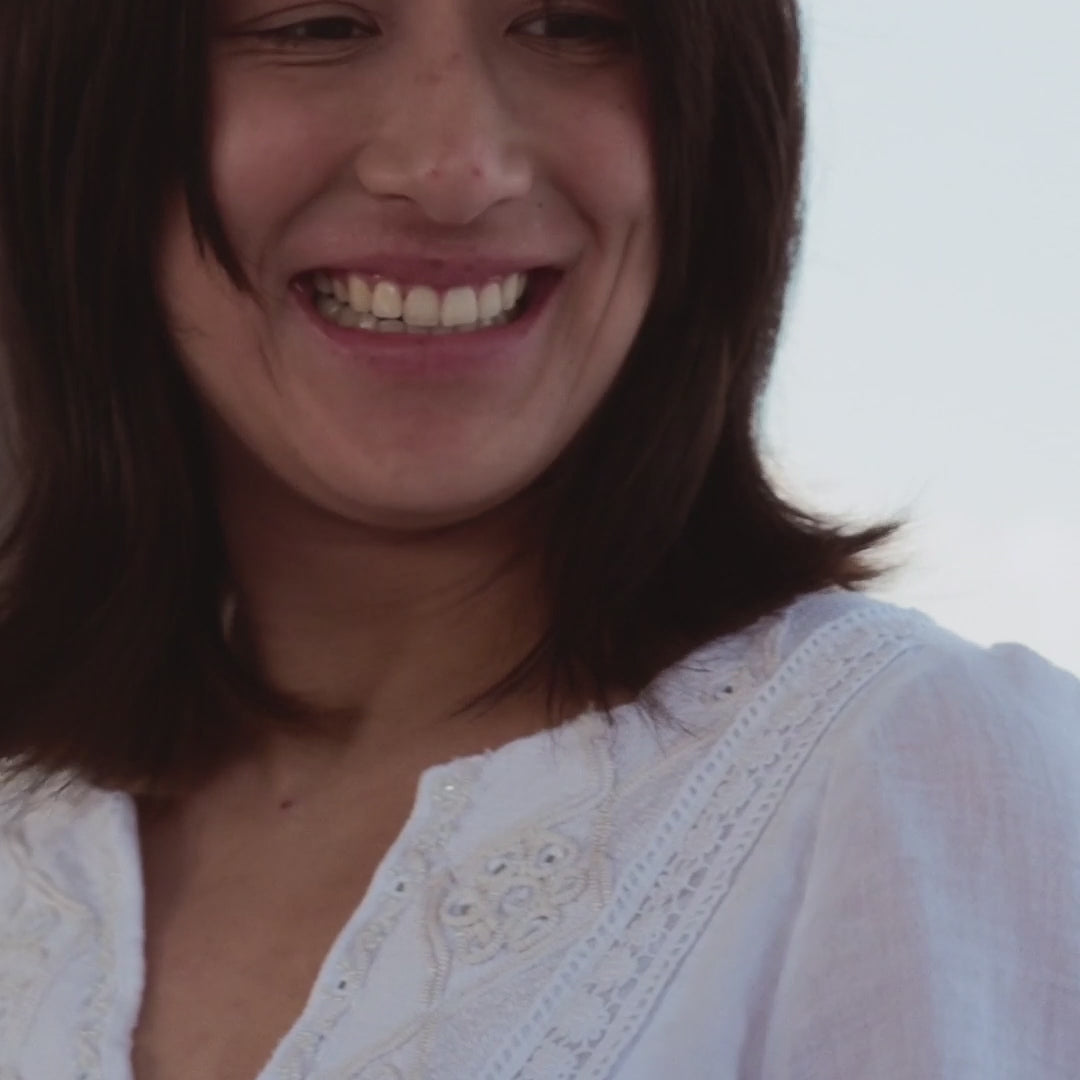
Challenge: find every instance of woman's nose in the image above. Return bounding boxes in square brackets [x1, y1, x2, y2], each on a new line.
[352, 46, 533, 225]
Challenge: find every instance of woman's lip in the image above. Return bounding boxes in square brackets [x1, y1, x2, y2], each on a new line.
[292, 268, 562, 376]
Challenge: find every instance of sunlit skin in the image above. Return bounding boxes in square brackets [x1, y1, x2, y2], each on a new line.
[157, 0, 658, 782]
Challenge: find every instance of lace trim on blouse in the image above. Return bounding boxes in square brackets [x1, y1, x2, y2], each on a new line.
[487, 607, 915, 1080]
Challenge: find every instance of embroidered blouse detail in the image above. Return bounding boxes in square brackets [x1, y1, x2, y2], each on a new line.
[501, 615, 912, 1080]
[438, 828, 590, 965]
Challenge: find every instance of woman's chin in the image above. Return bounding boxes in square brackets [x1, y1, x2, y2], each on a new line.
[295, 469, 544, 537]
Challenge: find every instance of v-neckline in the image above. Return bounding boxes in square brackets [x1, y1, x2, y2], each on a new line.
[112, 707, 611, 1080]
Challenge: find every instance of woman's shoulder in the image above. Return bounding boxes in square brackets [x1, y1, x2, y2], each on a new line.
[739, 595, 1080, 1076]
[704, 600, 1080, 1080]
[787, 590, 1080, 786]
[651, 587, 1080, 795]
[767, 586, 1077, 703]
[725, 592, 1080, 894]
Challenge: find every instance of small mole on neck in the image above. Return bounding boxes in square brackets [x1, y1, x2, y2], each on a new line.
[279, 798, 296, 811]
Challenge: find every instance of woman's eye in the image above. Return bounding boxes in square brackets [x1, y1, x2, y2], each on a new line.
[514, 12, 631, 49]
[249, 16, 376, 48]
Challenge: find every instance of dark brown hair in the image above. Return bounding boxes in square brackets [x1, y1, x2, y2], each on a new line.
[0, 0, 894, 793]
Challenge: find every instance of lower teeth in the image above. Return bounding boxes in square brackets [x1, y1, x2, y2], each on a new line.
[315, 294, 515, 334]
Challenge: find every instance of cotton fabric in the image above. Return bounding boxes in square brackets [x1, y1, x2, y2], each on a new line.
[2, 589, 1079, 1078]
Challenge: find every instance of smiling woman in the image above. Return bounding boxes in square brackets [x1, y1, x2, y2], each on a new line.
[1, 1, 1079, 1079]
[164, 0, 659, 533]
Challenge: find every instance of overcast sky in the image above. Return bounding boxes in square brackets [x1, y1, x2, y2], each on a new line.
[767, 0, 1079, 674]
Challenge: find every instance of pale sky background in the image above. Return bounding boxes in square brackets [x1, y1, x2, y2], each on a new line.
[766, 0, 1079, 675]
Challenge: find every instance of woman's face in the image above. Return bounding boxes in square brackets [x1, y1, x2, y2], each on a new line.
[160, 0, 658, 530]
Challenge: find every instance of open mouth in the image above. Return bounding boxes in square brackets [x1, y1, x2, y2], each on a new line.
[302, 269, 548, 336]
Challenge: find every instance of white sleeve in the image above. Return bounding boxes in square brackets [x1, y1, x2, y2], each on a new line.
[762, 638, 1080, 1079]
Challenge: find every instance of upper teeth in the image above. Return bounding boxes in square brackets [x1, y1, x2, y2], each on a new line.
[313, 271, 528, 331]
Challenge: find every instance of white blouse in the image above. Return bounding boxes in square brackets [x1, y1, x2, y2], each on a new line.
[2, 590, 1079, 1079]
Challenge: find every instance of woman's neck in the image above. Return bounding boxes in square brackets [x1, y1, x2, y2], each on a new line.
[215, 460, 560, 793]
